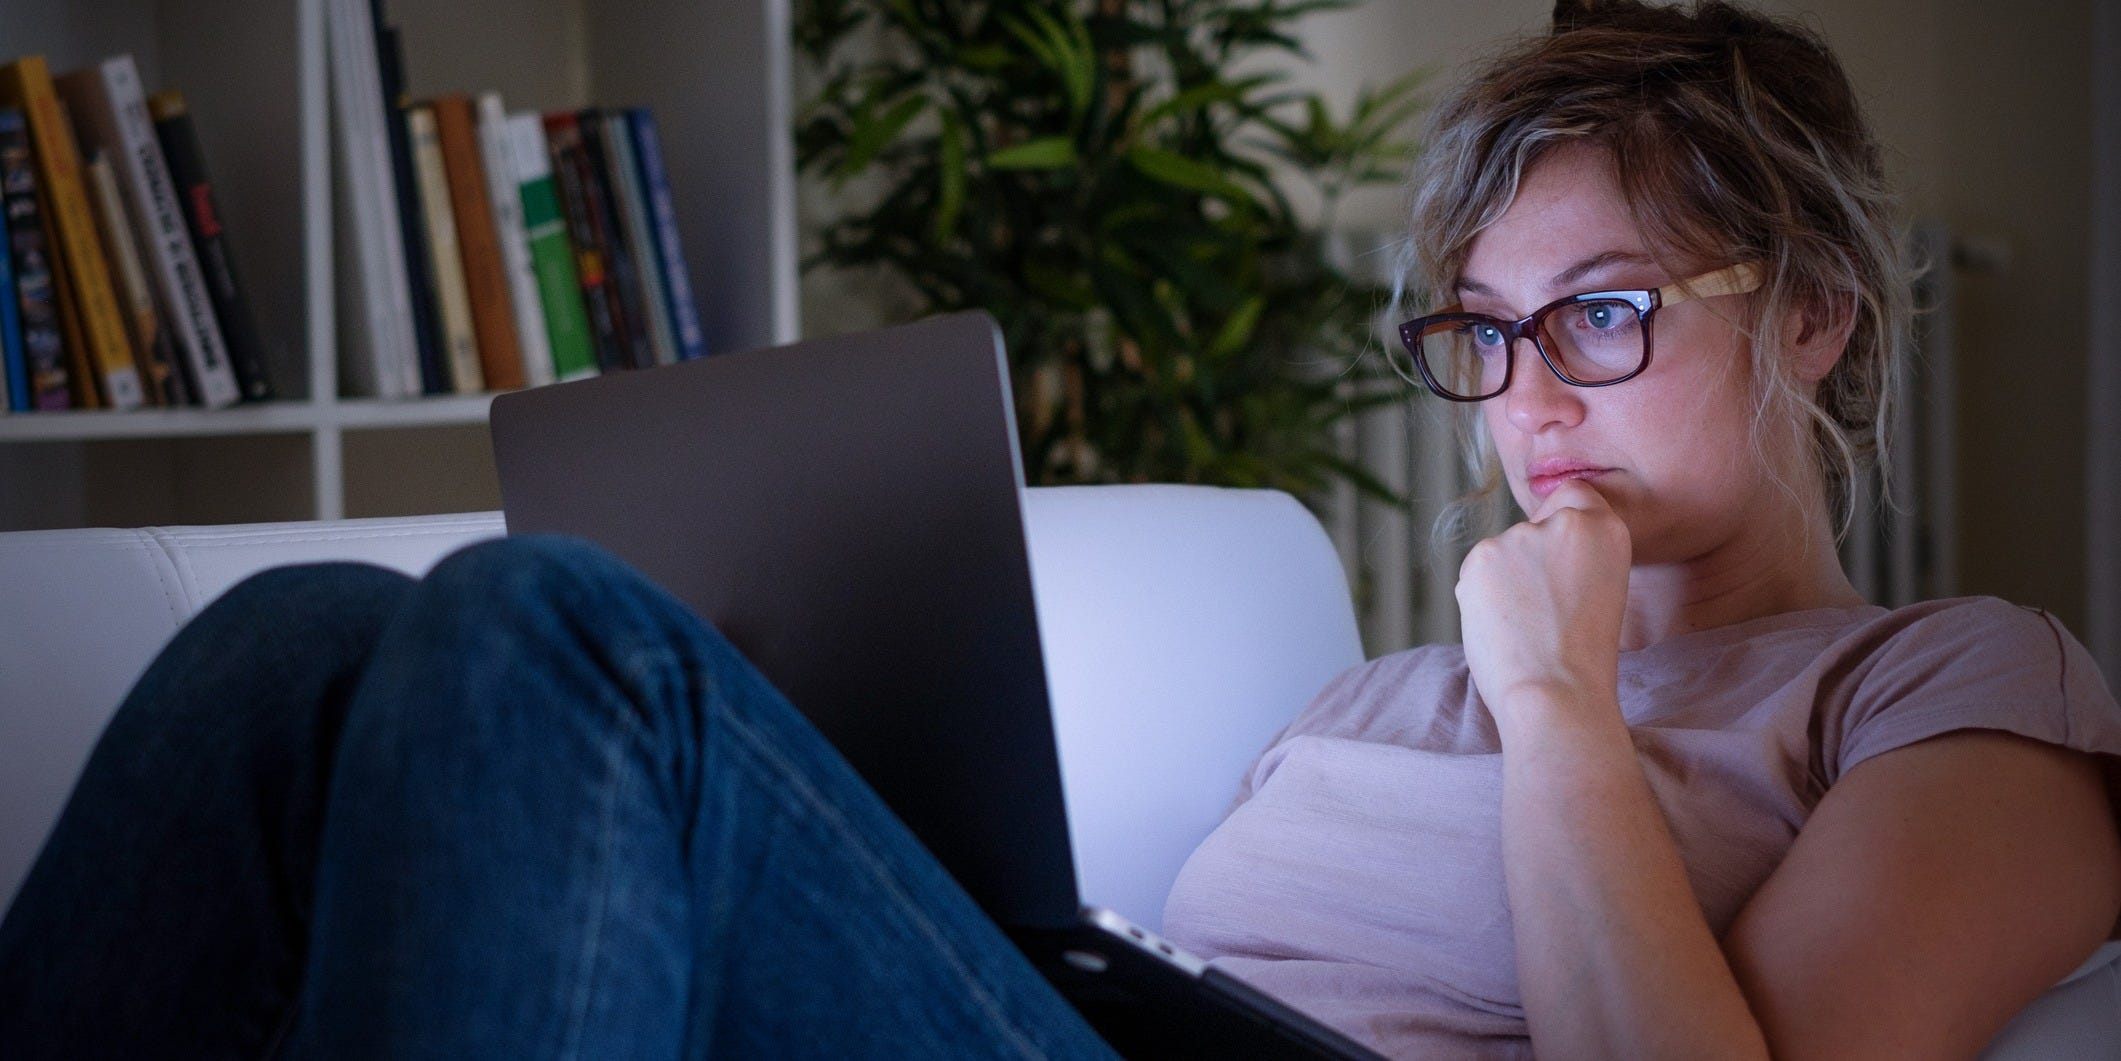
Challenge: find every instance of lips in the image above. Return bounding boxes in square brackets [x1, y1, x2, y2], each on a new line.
[1525, 458, 1612, 500]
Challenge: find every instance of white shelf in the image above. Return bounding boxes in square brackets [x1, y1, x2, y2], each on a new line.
[0, 395, 499, 442]
[0, 0, 796, 529]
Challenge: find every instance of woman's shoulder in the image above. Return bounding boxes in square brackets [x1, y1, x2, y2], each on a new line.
[1804, 595, 2119, 783]
[1821, 595, 2099, 696]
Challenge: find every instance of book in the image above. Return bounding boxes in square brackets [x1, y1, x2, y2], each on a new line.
[573, 109, 654, 370]
[56, 55, 240, 409]
[541, 111, 628, 373]
[598, 110, 676, 367]
[431, 94, 523, 391]
[82, 151, 178, 406]
[625, 107, 706, 361]
[325, 0, 420, 398]
[0, 56, 144, 410]
[477, 93, 554, 388]
[374, 20, 448, 395]
[146, 89, 274, 402]
[0, 108, 69, 410]
[0, 109, 29, 411]
[405, 104, 482, 393]
[506, 113, 595, 382]
[0, 224, 20, 411]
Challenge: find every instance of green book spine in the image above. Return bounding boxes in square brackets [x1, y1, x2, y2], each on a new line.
[505, 113, 594, 380]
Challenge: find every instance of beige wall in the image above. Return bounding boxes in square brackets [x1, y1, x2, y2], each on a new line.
[1284, 0, 2096, 631]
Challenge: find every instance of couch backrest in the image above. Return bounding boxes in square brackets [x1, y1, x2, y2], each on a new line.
[0, 485, 1365, 930]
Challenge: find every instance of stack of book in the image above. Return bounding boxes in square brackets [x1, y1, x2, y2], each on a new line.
[0, 53, 273, 413]
[331, 0, 708, 400]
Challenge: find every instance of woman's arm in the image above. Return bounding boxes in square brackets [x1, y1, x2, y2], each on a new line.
[1495, 696, 2121, 1059]
[1461, 482, 2121, 1057]
[1456, 477, 1766, 1055]
[1493, 687, 1770, 1059]
[1723, 729, 2120, 1058]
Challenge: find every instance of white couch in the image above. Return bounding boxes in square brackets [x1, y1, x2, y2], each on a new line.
[0, 483, 2113, 1056]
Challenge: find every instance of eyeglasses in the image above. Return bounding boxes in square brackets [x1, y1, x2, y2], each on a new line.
[1393, 263, 1764, 402]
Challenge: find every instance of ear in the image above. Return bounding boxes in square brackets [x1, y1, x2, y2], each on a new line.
[1786, 294, 1857, 385]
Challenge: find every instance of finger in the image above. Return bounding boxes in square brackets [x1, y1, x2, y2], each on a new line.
[1531, 477, 1612, 523]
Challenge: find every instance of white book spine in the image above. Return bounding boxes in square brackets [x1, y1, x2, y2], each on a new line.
[96, 56, 239, 409]
[477, 92, 553, 388]
[602, 112, 677, 367]
[325, 0, 418, 398]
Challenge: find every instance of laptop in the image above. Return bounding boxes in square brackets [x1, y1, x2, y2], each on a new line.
[488, 311, 1382, 1060]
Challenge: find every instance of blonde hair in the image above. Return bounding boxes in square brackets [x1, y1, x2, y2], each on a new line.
[1399, 0, 1908, 545]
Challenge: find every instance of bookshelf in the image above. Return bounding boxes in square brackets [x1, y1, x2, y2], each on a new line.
[0, 0, 798, 529]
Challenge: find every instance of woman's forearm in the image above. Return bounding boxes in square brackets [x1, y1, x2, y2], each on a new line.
[1496, 687, 1771, 1059]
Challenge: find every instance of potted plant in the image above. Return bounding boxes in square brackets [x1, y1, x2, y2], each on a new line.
[795, 0, 1423, 502]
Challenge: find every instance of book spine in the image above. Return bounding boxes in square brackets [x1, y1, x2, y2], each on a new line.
[47, 231, 96, 407]
[573, 110, 653, 371]
[507, 113, 595, 382]
[431, 94, 523, 391]
[0, 110, 71, 410]
[599, 110, 677, 367]
[626, 107, 705, 361]
[325, 0, 418, 398]
[541, 111, 627, 374]
[82, 150, 175, 405]
[2, 56, 143, 410]
[478, 93, 554, 388]
[61, 56, 242, 409]
[375, 21, 447, 395]
[0, 110, 29, 411]
[147, 90, 273, 402]
[0, 232, 20, 412]
[406, 104, 482, 393]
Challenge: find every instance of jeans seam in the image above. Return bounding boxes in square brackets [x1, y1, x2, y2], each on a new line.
[558, 674, 650, 1061]
[719, 706, 1050, 1060]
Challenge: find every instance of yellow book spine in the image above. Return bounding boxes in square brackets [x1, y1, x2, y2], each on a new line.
[0, 56, 142, 410]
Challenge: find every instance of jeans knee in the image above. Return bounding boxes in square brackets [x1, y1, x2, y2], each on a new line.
[198, 562, 415, 650]
[415, 535, 738, 661]
[421, 535, 625, 606]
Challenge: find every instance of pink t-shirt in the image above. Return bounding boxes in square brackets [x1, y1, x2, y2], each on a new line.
[1161, 597, 2121, 1059]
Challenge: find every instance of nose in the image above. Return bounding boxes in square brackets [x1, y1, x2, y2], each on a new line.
[1502, 337, 1586, 435]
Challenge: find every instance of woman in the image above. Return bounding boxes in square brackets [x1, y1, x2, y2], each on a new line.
[3, 2, 2117, 1059]
[1159, 4, 2121, 1057]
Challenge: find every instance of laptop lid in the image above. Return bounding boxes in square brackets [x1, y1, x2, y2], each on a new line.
[489, 311, 1080, 928]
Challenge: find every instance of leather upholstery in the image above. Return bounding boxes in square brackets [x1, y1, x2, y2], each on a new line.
[0, 483, 2110, 1055]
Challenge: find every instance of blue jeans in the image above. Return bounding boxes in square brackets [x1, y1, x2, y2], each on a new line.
[0, 536, 1119, 1060]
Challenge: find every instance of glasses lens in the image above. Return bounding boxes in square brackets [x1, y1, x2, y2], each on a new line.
[1414, 319, 1510, 400]
[1539, 299, 1647, 384]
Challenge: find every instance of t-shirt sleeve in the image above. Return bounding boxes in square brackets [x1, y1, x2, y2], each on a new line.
[1830, 597, 2121, 785]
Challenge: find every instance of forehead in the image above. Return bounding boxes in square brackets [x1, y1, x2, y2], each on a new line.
[1459, 145, 1651, 292]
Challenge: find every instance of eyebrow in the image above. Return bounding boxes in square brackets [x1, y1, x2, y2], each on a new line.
[1456, 250, 1660, 300]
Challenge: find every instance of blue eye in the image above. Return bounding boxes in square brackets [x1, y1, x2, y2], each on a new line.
[1584, 304, 1619, 329]
[1471, 324, 1506, 347]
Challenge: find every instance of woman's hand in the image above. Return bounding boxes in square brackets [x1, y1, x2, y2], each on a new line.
[1455, 478, 1632, 732]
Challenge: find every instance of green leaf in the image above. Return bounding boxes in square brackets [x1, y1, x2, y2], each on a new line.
[1207, 296, 1265, 360]
[988, 136, 1078, 170]
[934, 109, 967, 243]
[1126, 147, 1246, 199]
[1136, 73, 1281, 135]
[831, 92, 928, 183]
